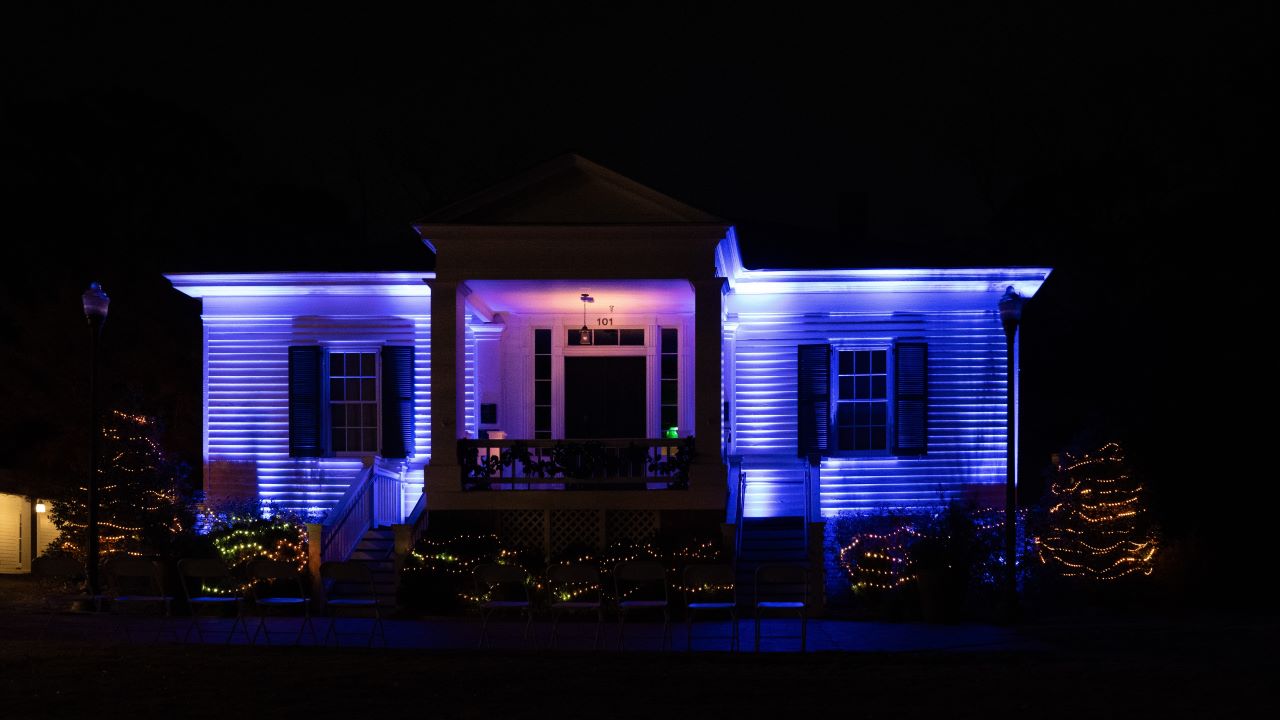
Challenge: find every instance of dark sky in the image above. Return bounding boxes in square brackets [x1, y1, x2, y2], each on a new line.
[2, 3, 1273, 548]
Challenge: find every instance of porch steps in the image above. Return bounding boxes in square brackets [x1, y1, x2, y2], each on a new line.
[735, 516, 808, 607]
[334, 527, 398, 607]
[740, 456, 808, 518]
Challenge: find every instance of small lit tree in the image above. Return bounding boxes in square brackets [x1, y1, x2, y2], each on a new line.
[49, 410, 192, 561]
[1038, 442, 1158, 581]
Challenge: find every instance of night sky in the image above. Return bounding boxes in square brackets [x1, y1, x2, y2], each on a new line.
[2, 4, 1272, 576]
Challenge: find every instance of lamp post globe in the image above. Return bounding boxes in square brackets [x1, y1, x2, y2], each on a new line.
[82, 282, 109, 596]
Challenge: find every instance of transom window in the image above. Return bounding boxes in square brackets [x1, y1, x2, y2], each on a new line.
[329, 352, 378, 453]
[835, 349, 888, 451]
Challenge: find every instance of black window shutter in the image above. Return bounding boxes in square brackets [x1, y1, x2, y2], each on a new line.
[893, 341, 928, 455]
[288, 346, 328, 457]
[797, 344, 831, 457]
[381, 345, 415, 459]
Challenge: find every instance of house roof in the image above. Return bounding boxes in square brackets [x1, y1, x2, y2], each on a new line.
[417, 153, 724, 225]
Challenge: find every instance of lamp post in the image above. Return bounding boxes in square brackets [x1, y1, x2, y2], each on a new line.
[82, 282, 109, 596]
[997, 286, 1024, 620]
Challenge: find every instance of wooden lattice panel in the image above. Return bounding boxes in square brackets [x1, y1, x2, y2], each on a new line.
[500, 510, 545, 552]
[605, 510, 659, 545]
[550, 510, 602, 556]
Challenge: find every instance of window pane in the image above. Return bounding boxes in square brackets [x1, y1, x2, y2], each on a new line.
[855, 428, 871, 451]
[363, 429, 378, 452]
[837, 404, 854, 425]
[838, 352, 854, 375]
[871, 376, 886, 399]
[871, 351, 886, 374]
[594, 329, 618, 345]
[535, 406, 551, 431]
[535, 355, 551, 379]
[856, 351, 870, 374]
[346, 379, 361, 401]
[330, 405, 345, 427]
[620, 329, 644, 345]
[661, 328, 678, 354]
[362, 404, 378, 427]
[362, 378, 377, 401]
[661, 405, 678, 430]
[362, 354, 376, 376]
[662, 379, 678, 405]
[838, 427, 855, 450]
[535, 380, 551, 406]
[856, 376, 870, 398]
[534, 329, 551, 354]
[838, 377, 854, 399]
[566, 329, 582, 346]
[330, 379, 345, 401]
[855, 402, 871, 425]
[347, 429, 361, 451]
[329, 354, 345, 376]
[661, 355, 678, 379]
[331, 429, 344, 452]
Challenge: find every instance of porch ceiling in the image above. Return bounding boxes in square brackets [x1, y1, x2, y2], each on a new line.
[465, 279, 694, 315]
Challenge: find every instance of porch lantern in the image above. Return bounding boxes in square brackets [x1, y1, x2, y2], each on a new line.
[579, 293, 593, 345]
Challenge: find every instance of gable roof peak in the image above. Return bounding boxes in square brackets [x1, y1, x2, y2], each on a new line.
[418, 153, 724, 225]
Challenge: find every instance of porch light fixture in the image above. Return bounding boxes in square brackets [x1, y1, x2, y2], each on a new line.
[579, 293, 593, 345]
[35, 501, 47, 513]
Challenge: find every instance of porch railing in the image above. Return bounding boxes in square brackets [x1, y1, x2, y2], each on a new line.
[457, 437, 695, 490]
[320, 458, 406, 563]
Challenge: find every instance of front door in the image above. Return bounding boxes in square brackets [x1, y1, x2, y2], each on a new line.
[564, 356, 646, 439]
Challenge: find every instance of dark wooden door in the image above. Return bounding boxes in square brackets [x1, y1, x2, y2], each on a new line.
[564, 356, 647, 439]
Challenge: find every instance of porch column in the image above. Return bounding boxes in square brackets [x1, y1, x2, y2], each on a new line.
[690, 278, 727, 494]
[425, 279, 465, 495]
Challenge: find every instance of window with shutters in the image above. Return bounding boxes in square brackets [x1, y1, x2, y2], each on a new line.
[796, 341, 927, 458]
[835, 349, 889, 452]
[329, 351, 379, 453]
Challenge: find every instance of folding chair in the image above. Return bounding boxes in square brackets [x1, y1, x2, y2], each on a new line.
[177, 558, 250, 644]
[546, 562, 603, 650]
[247, 558, 316, 646]
[320, 561, 385, 647]
[473, 563, 533, 648]
[753, 563, 808, 652]
[107, 557, 177, 643]
[683, 563, 737, 652]
[614, 560, 670, 651]
[32, 555, 104, 640]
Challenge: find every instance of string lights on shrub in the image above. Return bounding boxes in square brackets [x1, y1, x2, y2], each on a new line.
[1037, 442, 1158, 581]
[50, 410, 191, 562]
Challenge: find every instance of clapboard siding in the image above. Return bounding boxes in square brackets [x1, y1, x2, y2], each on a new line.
[204, 311, 431, 516]
[730, 310, 1007, 515]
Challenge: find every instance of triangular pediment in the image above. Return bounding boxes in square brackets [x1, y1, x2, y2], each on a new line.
[420, 154, 723, 224]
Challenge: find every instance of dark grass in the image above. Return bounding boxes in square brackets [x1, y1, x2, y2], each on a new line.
[4, 575, 1277, 718]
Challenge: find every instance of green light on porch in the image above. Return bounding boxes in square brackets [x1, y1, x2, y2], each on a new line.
[664, 426, 679, 439]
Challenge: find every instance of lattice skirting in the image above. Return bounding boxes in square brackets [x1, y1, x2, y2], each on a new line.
[497, 510, 661, 557]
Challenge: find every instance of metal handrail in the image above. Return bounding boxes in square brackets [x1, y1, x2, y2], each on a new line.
[459, 437, 692, 489]
[734, 461, 747, 561]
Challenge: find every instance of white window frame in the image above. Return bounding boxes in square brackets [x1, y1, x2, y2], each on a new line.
[831, 345, 892, 456]
[328, 349, 381, 456]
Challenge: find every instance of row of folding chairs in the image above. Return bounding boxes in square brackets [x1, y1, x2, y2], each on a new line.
[34, 555, 385, 647]
[475, 560, 809, 652]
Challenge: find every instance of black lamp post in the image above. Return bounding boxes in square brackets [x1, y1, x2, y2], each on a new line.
[997, 285, 1024, 620]
[82, 282, 109, 596]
